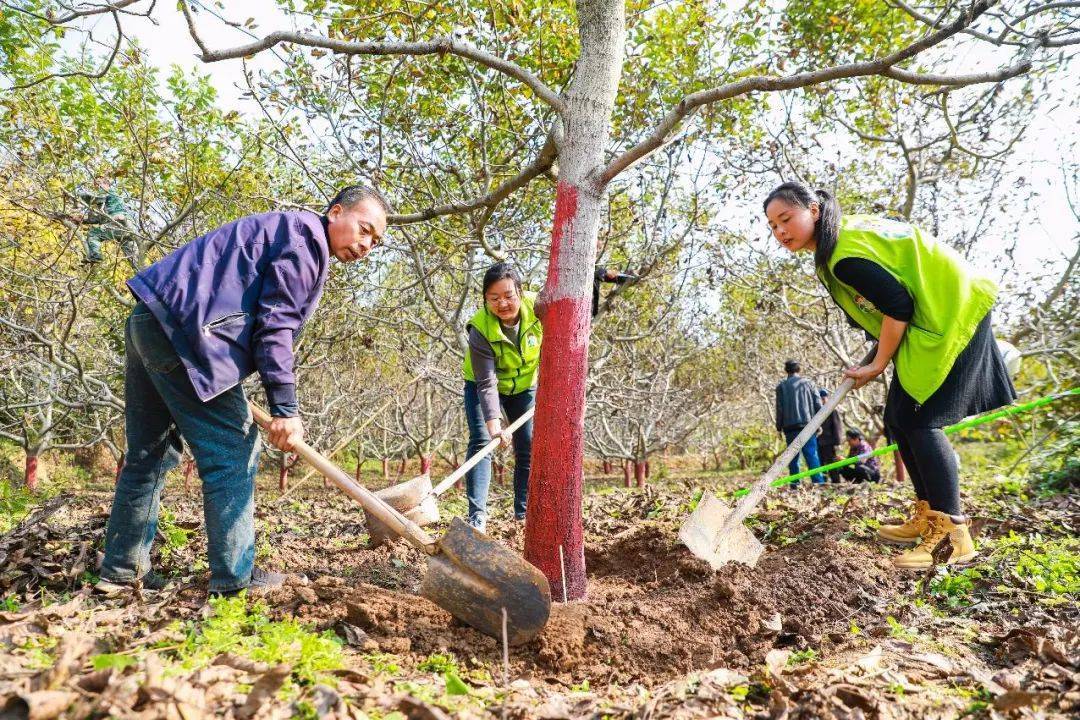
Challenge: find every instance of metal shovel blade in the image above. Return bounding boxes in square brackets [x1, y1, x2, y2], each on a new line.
[366, 474, 441, 547]
[421, 518, 552, 646]
[678, 492, 765, 570]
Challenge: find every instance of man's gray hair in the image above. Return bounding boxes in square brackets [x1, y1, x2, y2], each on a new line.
[326, 184, 392, 216]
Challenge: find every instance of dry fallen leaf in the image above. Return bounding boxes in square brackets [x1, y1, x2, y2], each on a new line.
[992, 689, 1055, 712]
[236, 663, 291, 720]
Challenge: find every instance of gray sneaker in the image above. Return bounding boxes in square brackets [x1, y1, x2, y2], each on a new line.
[212, 567, 300, 597]
[96, 571, 171, 595]
[465, 513, 487, 534]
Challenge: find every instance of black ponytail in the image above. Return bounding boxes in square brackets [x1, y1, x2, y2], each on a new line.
[763, 181, 842, 272]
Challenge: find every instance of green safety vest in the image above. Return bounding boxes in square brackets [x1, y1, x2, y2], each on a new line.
[818, 215, 997, 404]
[462, 292, 543, 395]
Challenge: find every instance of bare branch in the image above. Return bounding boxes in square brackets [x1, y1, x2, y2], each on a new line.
[601, 0, 1039, 183]
[389, 134, 557, 225]
[10, 9, 124, 90]
[178, 1, 566, 113]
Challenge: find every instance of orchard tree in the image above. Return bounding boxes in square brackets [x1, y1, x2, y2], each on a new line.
[30, 0, 1080, 599]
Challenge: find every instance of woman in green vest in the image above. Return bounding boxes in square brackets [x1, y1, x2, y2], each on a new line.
[461, 262, 543, 532]
[763, 181, 1015, 570]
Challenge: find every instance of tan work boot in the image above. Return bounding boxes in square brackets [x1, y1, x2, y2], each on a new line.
[892, 510, 977, 570]
[877, 499, 930, 544]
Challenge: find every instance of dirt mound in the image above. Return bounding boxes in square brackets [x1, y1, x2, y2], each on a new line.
[265, 522, 897, 687]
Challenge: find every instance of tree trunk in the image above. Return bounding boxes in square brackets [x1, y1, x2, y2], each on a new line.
[382, 457, 390, 481]
[398, 454, 407, 476]
[420, 454, 432, 475]
[645, 459, 651, 479]
[603, 458, 613, 474]
[25, 453, 39, 492]
[524, 0, 625, 603]
[494, 458, 505, 485]
[115, 452, 125, 485]
[623, 459, 632, 488]
[183, 457, 195, 493]
[355, 443, 364, 482]
[279, 451, 289, 492]
[634, 460, 646, 488]
[701, 455, 708, 472]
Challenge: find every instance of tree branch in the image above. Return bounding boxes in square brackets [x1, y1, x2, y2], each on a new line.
[389, 133, 557, 225]
[601, 0, 1036, 183]
[10, 9, 124, 90]
[178, 1, 566, 113]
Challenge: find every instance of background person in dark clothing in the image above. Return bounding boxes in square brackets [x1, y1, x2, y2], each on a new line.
[592, 266, 637, 317]
[839, 429, 881, 483]
[816, 388, 844, 482]
[774, 359, 826, 485]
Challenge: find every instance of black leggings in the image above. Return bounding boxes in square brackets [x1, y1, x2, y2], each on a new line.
[886, 424, 961, 516]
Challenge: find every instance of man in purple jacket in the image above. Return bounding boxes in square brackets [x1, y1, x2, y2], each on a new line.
[97, 185, 389, 596]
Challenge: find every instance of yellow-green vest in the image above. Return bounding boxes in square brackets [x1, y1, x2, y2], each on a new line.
[462, 292, 543, 395]
[818, 215, 997, 404]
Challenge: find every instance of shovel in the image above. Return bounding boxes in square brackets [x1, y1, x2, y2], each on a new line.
[679, 346, 877, 569]
[366, 406, 536, 547]
[250, 404, 551, 645]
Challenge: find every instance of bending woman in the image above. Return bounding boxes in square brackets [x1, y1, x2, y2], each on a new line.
[763, 182, 1015, 569]
[461, 263, 543, 532]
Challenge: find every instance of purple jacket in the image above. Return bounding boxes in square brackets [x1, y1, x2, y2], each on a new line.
[128, 211, 330, 414]
[848, 440, 880, 471]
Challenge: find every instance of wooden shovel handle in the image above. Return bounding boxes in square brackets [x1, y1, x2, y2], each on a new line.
[249, 403, 437, 553]
[429, 405, 536, 498]
[719, 345, 879, 533]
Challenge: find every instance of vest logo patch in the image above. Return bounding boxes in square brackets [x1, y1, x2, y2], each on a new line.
[853, 294, 880, 315]
[525, 335, 538, 348]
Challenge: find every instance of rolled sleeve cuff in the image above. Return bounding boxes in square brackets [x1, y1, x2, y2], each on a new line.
[266, 382, 298, 417]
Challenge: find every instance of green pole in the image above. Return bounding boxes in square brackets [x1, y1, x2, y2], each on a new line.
[732, 387, 1078, 498]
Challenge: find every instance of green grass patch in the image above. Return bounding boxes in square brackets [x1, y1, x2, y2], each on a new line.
[172, 595, 343, 689]
[158, 506, 194, 561]
[0, 478, 57, 533]
[990, 532, 1079, 597]
[786, 648, 818, 666]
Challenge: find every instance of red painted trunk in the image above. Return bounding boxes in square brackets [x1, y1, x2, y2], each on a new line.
[382, 457, 390, 481]
[895, 452, 906, 484]
[420, 454, 432, 474]
[115, 452, 125, 485]
[524, 182, 592, 602]
[603, 459, 613, 474]
[634, 460, 646, 487]
[495, 458, 505, 485]
[25, 454, 39, 492]
[623, 459, 632, 487]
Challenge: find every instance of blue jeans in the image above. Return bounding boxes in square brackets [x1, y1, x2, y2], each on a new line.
[101, 304, 259, 592]
[783, 427, 826, 484]
[463, 381, 534, 522]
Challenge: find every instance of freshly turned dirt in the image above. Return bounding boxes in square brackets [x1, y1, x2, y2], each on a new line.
[274, 519, 899, 686]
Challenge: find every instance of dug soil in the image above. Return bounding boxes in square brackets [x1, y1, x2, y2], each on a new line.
[259, 494, 900, 688]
